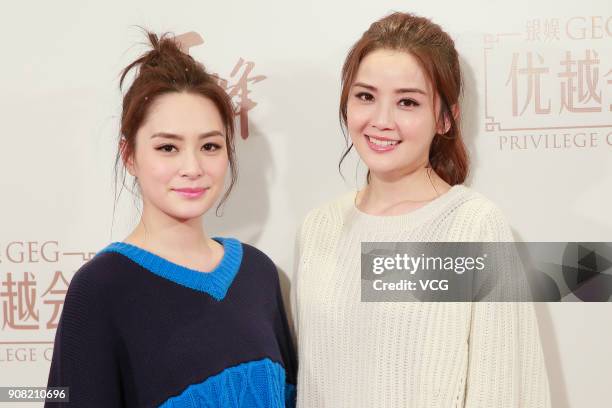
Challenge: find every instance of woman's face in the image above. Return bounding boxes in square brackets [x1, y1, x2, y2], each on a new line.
[347, 49, 446, 180]
[126, 92, 229, 222]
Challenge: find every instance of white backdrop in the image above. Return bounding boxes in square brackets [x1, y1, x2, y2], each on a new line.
[1, 1, 611, 407]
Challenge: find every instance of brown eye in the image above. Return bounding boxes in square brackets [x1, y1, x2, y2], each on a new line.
[202, 143, 221, 152]
[355, 92, 374, 102]
[399, 98, 419, 108]
[156, 144, 177, 153]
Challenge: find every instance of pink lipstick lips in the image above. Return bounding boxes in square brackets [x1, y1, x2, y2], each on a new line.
[173, 187, 207, 199]
[365, 134, 401, 152]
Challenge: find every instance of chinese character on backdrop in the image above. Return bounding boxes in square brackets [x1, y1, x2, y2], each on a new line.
[217, 59, 266, 140]
[42, 271, 70, 329]
[558, 50, 602, 113]
[1, 272, 39, 330]
[506, 52, 551, 116]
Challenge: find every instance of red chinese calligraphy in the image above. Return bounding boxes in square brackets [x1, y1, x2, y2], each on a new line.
[217, 59, 266, 140]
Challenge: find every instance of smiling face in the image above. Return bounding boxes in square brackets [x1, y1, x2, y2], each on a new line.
[347, 49, 447, 180]
[125, 92, 229, 222]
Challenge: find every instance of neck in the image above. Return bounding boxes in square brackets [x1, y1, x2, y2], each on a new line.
[125, 203, 213, 257]
[358, 165, 451, 215]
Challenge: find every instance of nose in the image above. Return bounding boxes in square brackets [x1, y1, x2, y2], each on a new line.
[179, 150, 203, 178]
[371, 101, 395, 131]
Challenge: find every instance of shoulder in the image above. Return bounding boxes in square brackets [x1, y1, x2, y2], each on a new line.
[451, 186, 506, 218]
[236, 240, 281, 283]
[67, 250, 132, 298]
[450, 186, 513, 241]
[299, 191, 355, 237]
[58, 250, 131, 327]
[240, 241, 276, 269]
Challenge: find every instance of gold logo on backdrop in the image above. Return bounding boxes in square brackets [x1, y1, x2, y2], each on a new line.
[0, 242, 94, 333]
[0, 241, 95, 364]
[483, 16, 612, 150]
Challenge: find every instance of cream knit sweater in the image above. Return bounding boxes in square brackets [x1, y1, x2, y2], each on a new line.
[293, 185, 550, 408]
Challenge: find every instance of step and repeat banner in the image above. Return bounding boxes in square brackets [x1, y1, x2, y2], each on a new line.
[1, 1, 611, 407]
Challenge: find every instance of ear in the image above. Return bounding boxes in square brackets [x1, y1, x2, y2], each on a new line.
[437, 104, 459, 135]
[120, 137, 136, 177]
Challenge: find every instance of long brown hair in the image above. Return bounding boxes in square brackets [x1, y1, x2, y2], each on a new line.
[114, 30, 237, 215]
[339, 12, 469, 185]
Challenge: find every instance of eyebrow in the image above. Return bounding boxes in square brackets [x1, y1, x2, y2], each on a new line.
[352, 82, 427, 95]
[150, 131, 225, 140]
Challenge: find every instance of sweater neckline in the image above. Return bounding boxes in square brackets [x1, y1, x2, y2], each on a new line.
[353, 184, 466, 217]
[98, 237, 243, 301]
[346, 184, 473, 230]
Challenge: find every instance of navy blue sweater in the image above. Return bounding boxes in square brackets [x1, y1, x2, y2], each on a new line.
[45, 238, 297, 407]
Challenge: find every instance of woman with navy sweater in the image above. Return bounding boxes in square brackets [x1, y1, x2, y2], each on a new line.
[45, 32, 296, 407]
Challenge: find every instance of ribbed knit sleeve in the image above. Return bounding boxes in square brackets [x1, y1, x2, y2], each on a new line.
[291, 207, 328, 345]
[274, 261, 298, 408]
[45, 263, 123, 407]
[290, 222, 303, 345]
[464, 206, 551, 407]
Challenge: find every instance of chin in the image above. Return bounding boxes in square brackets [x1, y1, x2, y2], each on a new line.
[367, 163, 421, 181]
[363, 153, 429, 177]
[362, 159, 403, 175]
[168, 210, 208, 222]
[166, 203, 215, 221]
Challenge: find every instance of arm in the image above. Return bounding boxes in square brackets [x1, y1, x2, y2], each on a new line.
[464, 302, 550, 407]
[289, 218, 307, 348]
[464, 206, 551, 407]
[45, 265, 123, 407]
[273, 266, 298, 408]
